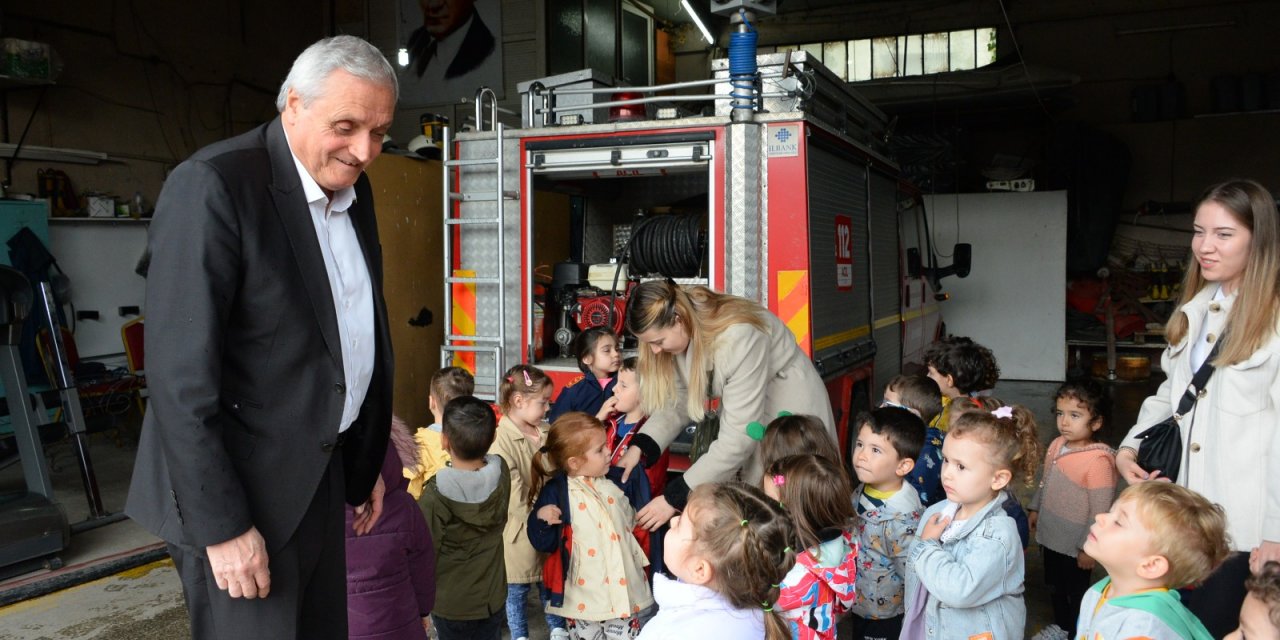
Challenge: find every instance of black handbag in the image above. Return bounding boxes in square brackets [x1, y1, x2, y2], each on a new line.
[689, 409, 720, 464]
[1135, 339, 1221, 480]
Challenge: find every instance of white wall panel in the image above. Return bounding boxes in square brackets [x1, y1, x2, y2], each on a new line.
[921, 191, 1067, 381]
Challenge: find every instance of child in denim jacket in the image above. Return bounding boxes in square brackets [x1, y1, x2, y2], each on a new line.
[901, 401, 1041, 640]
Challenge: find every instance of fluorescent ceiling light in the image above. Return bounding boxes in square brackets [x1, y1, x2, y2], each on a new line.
[681, 0, 714, 45]
[397, 48, 409, 67]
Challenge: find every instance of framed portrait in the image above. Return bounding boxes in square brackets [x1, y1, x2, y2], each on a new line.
[397, 0, 504, 107]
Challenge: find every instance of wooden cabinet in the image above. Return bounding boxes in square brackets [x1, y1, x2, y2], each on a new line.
[366, 154, 444, 427]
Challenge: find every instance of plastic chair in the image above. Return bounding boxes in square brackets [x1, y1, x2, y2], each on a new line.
[36, 325, 145, 422]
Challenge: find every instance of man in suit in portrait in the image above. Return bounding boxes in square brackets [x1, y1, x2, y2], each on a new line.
[126, 35, 398, 639]
[406, 0, 496, 80]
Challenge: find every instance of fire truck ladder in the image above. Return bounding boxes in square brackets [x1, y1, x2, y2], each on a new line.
[441, 88, 516, 401]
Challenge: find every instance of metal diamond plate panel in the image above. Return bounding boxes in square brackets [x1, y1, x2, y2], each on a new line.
[724, 123, 763, 300]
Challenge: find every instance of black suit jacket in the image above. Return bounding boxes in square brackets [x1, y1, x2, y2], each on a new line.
[407, 12, 496, 80]
[126, 118, 393, 553]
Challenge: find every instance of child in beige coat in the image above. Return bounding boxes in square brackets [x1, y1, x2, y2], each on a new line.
[489, 364, 568, 640]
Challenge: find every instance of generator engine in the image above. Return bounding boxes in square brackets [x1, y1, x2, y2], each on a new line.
[573, 294, 626, 335]
[548, 261, 632, 358]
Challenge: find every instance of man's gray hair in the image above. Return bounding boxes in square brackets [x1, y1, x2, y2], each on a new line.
[275, 35, 399, 111]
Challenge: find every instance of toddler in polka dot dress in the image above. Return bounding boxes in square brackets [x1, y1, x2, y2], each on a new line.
[527, 412, 655, 639]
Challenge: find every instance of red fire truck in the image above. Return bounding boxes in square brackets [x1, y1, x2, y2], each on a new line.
[441, 46, 961, 456]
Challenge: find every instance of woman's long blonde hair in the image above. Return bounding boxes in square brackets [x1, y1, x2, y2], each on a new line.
[626, 281, 767, 420]
[1166, 179, 1280, 366]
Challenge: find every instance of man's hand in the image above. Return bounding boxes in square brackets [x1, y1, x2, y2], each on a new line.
[207, 527, 271, 599]
[353, 474, 385, 536]
[1027, 510, 1038, 531]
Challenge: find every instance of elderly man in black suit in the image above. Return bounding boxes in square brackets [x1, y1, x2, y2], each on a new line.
[126, 35, 397, 639]
[406, 0, 496, 79]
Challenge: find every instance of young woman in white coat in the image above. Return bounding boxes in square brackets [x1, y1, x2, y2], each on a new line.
[1116, 178, 1280, 636]
[618, 280, 835, 529]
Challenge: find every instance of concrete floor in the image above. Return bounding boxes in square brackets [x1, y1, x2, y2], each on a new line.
[0, 373, 1163, 639]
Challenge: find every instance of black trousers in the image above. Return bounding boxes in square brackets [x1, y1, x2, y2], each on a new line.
[1042, 547, 1095, 635]
[169, 453, 348, 640]
[848, 614, 904, 640]
[433, 611, 503, 640]
[1180, 551, 1250, 639]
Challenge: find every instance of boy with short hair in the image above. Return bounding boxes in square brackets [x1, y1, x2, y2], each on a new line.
[848, 406, 926, 640]
[883, 375, 946, 506]
[882, 374, 943, 425]
[1077, 482, 1232, 640]
[598, 357, 669, 497]
[419, 396, 510, 640]
[923, 336, 1000, 429]
[1226, 561, 1280, 640]
[406, 367, 475, 499]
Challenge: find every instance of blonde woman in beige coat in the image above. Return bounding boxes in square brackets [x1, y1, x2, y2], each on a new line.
[618, 281, 835, 529]
[1116, 179, 1280, 637]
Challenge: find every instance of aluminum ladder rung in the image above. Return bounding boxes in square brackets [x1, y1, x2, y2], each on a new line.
[440, 344, 502, 353]
[445, 217, 503, 226]
[445, 276, 500, 285]
[444, 335, 501, 344]
[448, 190, 519, 202]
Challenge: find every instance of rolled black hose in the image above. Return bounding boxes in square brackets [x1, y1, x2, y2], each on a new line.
[628, 214, 705, 278]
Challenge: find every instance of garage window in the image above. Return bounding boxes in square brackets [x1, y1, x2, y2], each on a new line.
[768, 27, 997, 82]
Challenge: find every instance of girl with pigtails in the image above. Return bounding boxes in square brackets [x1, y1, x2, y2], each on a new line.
[900, 401, 1042, 640]
[762, 454, 859, 640]
[638, 482, 799, 640]
[617, 280, 835, 530]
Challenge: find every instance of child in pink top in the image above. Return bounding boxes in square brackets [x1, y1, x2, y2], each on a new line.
[1028, 380, 1118, 638]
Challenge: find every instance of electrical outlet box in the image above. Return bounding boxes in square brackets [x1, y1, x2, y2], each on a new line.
[986, 179, 1036, 192]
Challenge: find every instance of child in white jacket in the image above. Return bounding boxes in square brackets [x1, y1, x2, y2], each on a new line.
[638, 482, 796, 640]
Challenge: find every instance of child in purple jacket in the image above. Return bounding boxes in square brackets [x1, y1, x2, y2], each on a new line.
[346, 415, 436, 640]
